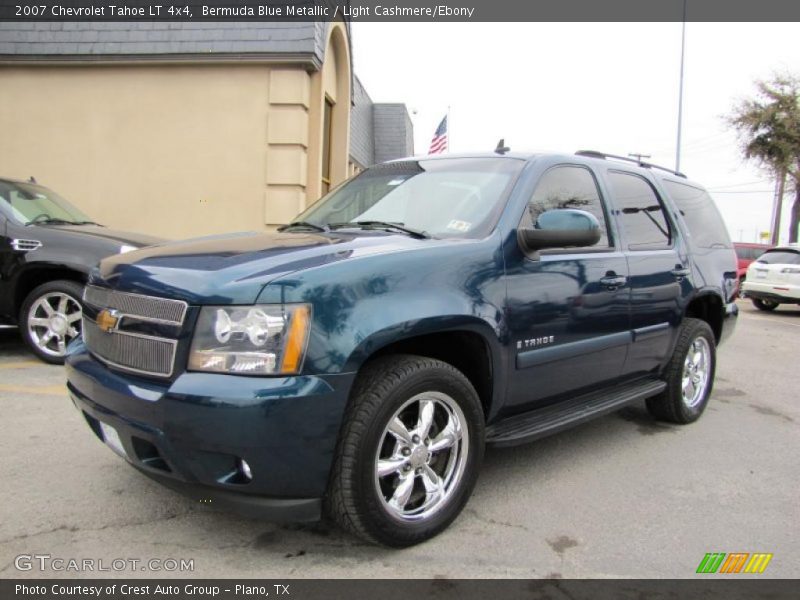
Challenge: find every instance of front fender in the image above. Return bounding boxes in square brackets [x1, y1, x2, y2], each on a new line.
[340, 308, 509, 423]
[342, 310, 505, 373]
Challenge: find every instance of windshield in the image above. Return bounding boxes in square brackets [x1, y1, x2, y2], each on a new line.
[294, 158, 524, 238]
[0, 181, 93, 225]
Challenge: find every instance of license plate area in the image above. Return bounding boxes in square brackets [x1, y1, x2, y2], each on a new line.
[99, 421, 127, 458]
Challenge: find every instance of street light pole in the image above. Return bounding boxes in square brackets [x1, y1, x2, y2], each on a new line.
[675, 0, 687, 172]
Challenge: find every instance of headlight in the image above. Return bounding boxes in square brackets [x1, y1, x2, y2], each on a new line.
[119, 244, 138, 254]
[188, 304, 311, 375]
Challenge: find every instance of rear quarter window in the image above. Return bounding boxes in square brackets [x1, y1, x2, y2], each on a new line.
[662, 180, 732, 249]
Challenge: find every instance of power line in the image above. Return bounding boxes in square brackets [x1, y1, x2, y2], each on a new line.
[651, 132, 732, 155]
[680, 140, 737, 155]
[707, 179, 771, 190]
[680, 132, 733, 149]
[709, 189, 773, 194]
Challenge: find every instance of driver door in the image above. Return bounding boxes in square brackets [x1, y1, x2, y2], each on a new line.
[504, 164, 631, 410]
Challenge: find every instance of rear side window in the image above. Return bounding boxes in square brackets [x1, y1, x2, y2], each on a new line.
[524, 165, 611, 248]
[663, 180, 732, 249]
[607, 171, 671, 250]
[757, 250, 800, 265]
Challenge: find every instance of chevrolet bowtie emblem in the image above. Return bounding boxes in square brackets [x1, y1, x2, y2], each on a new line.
[96, 309, 120, 333]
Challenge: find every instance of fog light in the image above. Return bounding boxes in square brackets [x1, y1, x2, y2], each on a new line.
[238, 458, 253, 481]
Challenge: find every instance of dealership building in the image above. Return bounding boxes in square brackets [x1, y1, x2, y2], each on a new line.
[0, 21, 414, 238]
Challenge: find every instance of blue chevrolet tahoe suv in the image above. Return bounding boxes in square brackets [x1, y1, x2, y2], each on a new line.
[65, 151, 738, 547]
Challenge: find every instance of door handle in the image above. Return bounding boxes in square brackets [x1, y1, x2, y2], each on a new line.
[671, 266, 691, 280]
[600, 275, 627, 289]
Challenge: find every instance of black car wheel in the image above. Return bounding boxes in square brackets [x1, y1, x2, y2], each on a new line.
[327, 354, 484, 547]
[19, 280, 84, 364]
[752, 298, 779, 311]
[646, 318, 716, 424]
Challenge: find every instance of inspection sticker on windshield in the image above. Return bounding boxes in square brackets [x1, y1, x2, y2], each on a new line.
[447, 220, 472, 232]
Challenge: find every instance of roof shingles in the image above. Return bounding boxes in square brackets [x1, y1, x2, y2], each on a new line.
[0, 22, 323, 60]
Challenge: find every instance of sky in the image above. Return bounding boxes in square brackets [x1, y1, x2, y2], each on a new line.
[351, 22, 800, 243]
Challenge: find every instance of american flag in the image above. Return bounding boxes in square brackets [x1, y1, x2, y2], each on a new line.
[428, 115, 448, 154]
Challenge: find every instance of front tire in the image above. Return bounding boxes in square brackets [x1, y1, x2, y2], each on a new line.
[752, 298, 778, 311]
[327, 355, 484, 547]
[19, 280, 84, 364]
[646, 318, 716, 424]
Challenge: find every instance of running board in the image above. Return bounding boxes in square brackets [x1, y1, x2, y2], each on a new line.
[486, 379, 666, 447]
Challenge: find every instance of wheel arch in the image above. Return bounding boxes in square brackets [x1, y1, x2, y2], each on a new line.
[684, 291, 724, 343]
[13, 265, 87, 317]
[343, 317, 505, 422]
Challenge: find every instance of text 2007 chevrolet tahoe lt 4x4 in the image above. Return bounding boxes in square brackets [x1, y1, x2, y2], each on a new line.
[66, 151, 738, 547]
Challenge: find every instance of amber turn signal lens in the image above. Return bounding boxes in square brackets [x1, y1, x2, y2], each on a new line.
[280, 305, 311, 374]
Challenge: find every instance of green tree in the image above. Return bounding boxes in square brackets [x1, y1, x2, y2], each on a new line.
[727, 74, 800, 243]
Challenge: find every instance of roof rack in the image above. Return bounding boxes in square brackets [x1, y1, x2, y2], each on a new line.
[575, 150, 687, 179]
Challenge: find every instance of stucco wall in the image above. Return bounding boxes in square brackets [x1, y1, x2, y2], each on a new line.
[1, 64, 287, 239]
[0, 22, 355, 239]
[0, 61, 346, 239]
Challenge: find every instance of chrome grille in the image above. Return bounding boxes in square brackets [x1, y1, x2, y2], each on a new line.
[82, 318, 177, 377]
[82, 285, 186, 378]
[83, 285, 187, 325]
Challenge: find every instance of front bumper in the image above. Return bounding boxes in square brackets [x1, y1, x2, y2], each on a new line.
[66, 340, 355, 522]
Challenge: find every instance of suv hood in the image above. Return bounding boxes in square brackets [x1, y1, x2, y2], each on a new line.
[95, 231, 434, 304]
[50, 224, 164, 248]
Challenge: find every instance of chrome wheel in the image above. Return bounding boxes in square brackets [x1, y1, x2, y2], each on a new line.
[27, 292, 82, 358]
[374, 391, 469, 522]
[682, 336, 711, 408]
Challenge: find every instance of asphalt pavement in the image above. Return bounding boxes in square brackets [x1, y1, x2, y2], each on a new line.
[0, 300, 797, 578]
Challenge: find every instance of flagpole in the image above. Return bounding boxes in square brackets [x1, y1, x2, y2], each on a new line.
[675, 0, 687, 172]
[447, 105, 451, 153]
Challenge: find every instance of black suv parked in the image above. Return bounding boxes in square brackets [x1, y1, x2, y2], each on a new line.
[0, 178, 162, 363]
[66, 151, 738, 546]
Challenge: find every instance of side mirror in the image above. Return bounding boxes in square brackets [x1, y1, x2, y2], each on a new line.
[518, 209, 601, 252]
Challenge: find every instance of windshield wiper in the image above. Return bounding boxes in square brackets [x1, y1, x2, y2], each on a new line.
[26, 216, 78, 226]
[330, 221, 430, 239]
[71, 220, 103, 226]
[276, 221, 329, 233]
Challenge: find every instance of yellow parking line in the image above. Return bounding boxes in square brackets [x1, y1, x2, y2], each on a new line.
[0, 383, 66, 396]
[0, 360, 42, 370]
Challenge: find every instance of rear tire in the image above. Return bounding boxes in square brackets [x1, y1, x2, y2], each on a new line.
[752, 298, 778, 311]
[19, 280, 84, 364]
[327, 354, 484, 547]
[646, 318, 716, 424]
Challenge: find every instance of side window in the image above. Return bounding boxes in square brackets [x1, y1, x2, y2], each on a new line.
[662, 180, 732, 249]
[607, 171, 671, 251]
[523, 166, 611, 248]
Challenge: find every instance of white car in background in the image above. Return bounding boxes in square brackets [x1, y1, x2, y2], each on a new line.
[742, 244, 800, 311]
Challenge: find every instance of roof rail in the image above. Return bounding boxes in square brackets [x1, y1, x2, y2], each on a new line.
[575, 150, 687, 179]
